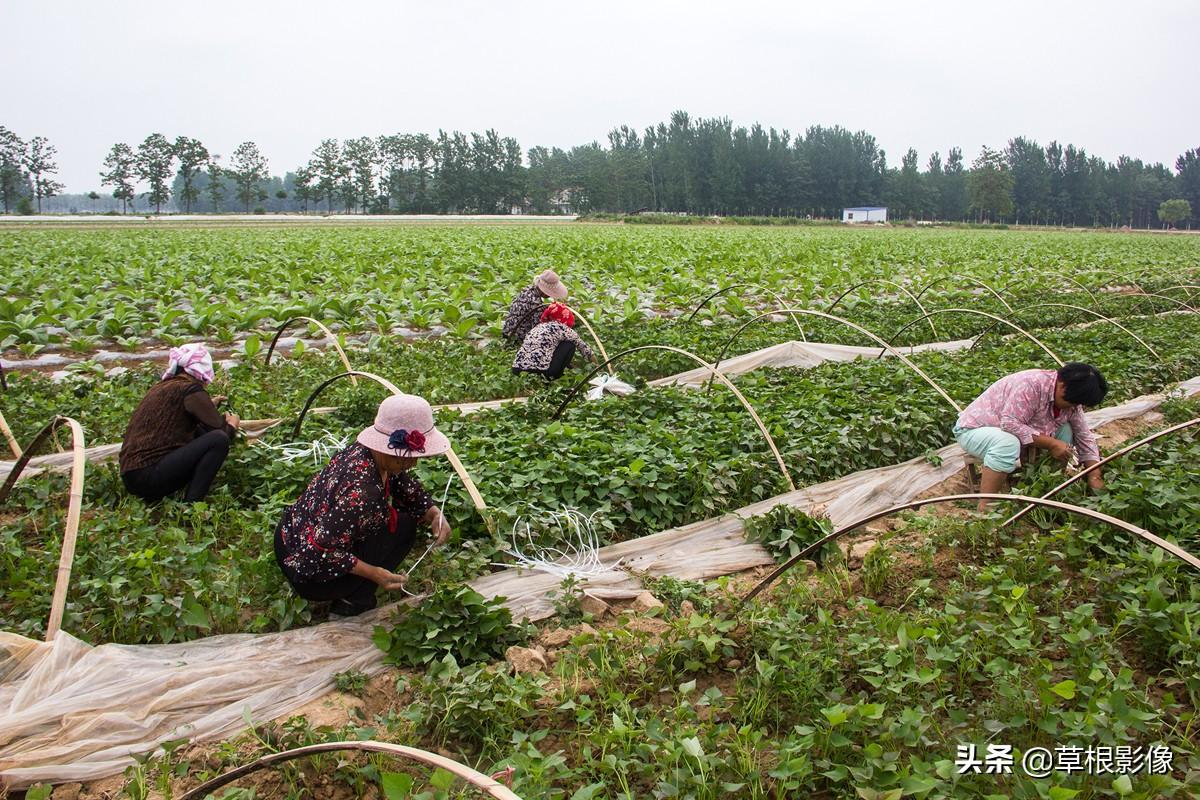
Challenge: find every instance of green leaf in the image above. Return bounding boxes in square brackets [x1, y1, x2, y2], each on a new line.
[681, 736, 704, 758]
[381, 771, 414, 799]
[181, 598, 210, 629]
[429, 767, 455, 790]
[570, 784, 607, 800]
[1111, 774, 1133, 795]
[1048, 788, 1079, 800]
[1050, 680, 1076, 699]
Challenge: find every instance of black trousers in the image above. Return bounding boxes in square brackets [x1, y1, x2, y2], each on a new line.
[274, 513, 417, 610]
[513, 340, 577, 381]
[122, 429, 230, 503]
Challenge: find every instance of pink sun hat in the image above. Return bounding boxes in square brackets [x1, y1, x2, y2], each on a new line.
[357, 394, 451, 458]
[534, 269, 568, 301]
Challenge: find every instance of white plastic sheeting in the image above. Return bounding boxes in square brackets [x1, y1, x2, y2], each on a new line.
[2, 378, 1197, 787]
[648, 338, 975, 388]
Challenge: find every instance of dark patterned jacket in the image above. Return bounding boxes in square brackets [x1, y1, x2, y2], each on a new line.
[512, 322, 594, 372]
[501, 284, 546, 345]
[276, 443, 434, 582]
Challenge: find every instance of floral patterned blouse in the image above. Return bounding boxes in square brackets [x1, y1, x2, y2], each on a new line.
[277, 442, 434, 582]
[956, 369, 1100, 462]
[501, 284, 546, 345]
[512, 321, 594, 372]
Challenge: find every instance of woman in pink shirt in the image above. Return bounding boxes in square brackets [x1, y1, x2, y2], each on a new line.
[954, 363, 1107, 510]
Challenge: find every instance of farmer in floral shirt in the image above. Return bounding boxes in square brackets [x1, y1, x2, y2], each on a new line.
[502, 269, 568, 346]
[512, 303, 596, 380]
[954, 363, 1107, 511]
[274, 394, 453, 617]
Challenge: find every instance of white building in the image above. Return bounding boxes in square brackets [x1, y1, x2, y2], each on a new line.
[842, 206, 888, 223]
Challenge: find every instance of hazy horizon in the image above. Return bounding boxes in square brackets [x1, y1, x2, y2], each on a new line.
[3, 0, 1197, 194]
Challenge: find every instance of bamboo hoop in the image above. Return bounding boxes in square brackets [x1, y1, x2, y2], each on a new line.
[179, 740, 523, 800]
[1056, 276, 1102, 309]
[0, 416, 86, 641]
[1000, 417, 1200, 530]
[0, 406, 20, 458]
[914, 276, 1014, 312]
[711, 308, 962, 413]
[264, 316, 358, 386]
[685, 283, 806, 338]
[969, 303, 1163, 364]
[556, 303, 614, 375]
[1121, 291, 1199, 317]
[738, 492, 1200, 610]
[1083, 269, 1145, 294]
[885, 308, 1064, 366]
[551, 344, 795, 491]
[289, 370, 491, 527]
[826, 279, 938, 338]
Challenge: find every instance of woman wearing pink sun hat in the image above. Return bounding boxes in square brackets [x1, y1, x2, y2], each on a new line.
[274, 393, 453, 617]
[502, 268, 569, 346]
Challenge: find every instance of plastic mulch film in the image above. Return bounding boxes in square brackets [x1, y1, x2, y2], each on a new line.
[2, 378, 1198, 787]
[648, 338, 975, 388]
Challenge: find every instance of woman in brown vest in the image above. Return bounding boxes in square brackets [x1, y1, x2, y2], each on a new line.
[119, 343, 240, 503]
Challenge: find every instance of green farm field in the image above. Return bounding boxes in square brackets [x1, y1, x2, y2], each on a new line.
[2, 224, 1200, 798]
[2, 224, 1198, 353]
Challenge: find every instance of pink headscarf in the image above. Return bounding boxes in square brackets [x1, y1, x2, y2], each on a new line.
[162, 343, 215, 384]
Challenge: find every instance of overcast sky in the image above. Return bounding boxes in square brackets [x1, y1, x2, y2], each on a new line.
[3, 0, 1196, 193]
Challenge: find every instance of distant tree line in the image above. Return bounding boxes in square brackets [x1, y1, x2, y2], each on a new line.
[3, 115, 1198, 227]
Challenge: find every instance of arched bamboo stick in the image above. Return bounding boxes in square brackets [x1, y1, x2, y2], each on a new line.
[551, 344, 795, 491]
[0, 407, 20, 459]
[0, 416, 86, 641]
[914, 276, 1014, 312]
[738, 492, 1200, 609]
[289, 370, 490, 523]
[685, 282, 806, 338]
[711, 308, 962, 413]
[826, 279, 938, 338]
[885, 308, 1064, 366]
[179, 740, 523, 800]
[969, 303, 1163, 363]
[1000, 417, 1200, 530]
[1083, 269, 1144, 293]
[263, 316, 358, 386]
[556, 303, 614, 375]
[1056, 276, 1101, 308]
[1122, 290, 1200, 316]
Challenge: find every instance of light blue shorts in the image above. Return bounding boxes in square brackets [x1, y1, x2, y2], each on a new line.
[953, 423, 1072, 473]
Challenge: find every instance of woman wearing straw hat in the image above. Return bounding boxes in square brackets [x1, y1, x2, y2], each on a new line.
[502, 269, 569, 346]
[274, 393, 453, 617]
[119, 343, 240, 503]
[512, 302, 596, 380]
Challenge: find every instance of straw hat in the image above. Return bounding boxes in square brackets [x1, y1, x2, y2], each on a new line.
[534, 269, 568, 301]
[356, 394, 451, 458]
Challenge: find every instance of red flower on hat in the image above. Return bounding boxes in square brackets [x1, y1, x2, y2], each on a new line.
[406, 429, 426, 451]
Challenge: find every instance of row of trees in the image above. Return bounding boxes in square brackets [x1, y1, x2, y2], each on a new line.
[4, 115, 1198, 226]
[0, 126, 64, 214]
[99, 135, 270, 214]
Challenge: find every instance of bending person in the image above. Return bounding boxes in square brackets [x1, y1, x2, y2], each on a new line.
[274, 393, 453, 617]
[512, 303, 596, 380]
[119, 343, 239, 503]
[502, 268, 568, 346]
[955, 362, 1107, 511]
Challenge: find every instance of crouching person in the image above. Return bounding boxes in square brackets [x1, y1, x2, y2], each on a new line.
[119, 343, 239, 503]
[512, 303, 596, 380]
[954, 362, 1107, 511]
[274, 394, 453, 617]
